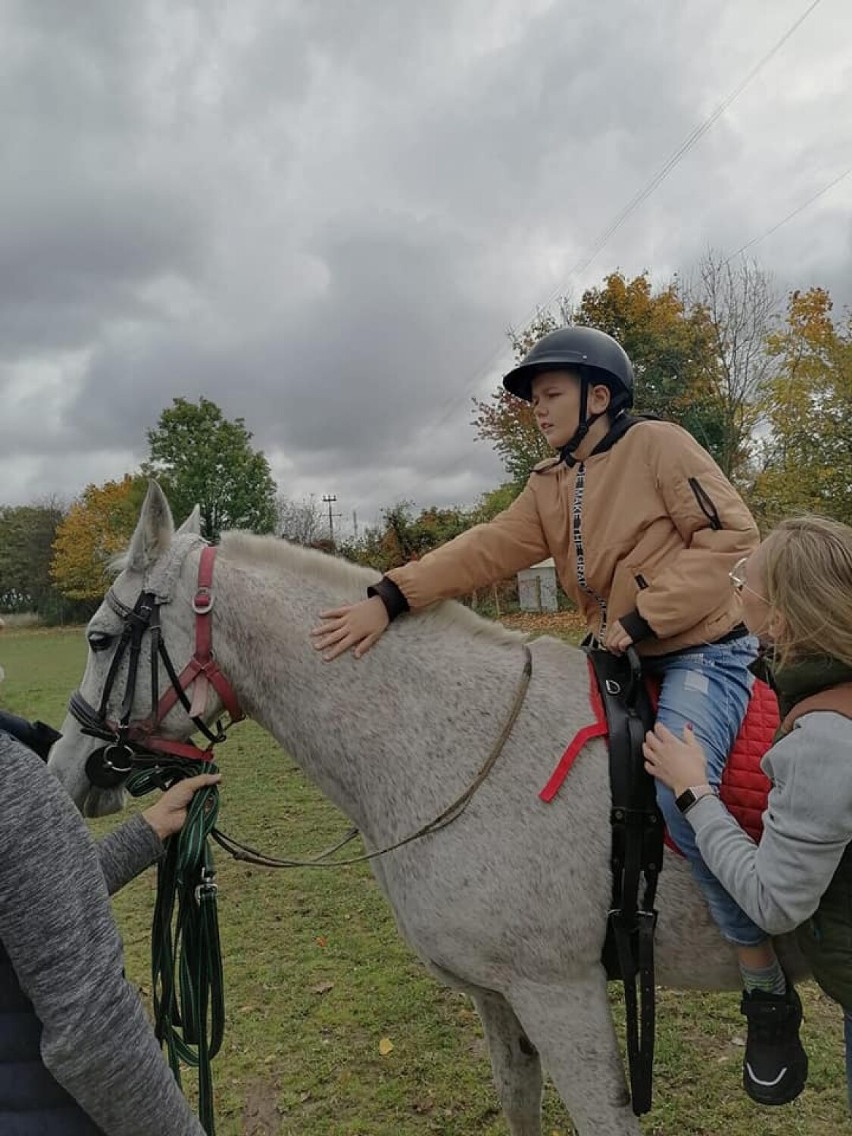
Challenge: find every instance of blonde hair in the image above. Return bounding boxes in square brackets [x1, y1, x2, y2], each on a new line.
[761, 515, 852, 668]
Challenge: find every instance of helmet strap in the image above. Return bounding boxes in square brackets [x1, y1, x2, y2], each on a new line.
[557, 372, 605, 465]
[558, 411, 607, 465]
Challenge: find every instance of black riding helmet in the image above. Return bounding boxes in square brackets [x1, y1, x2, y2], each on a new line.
[503, 325, 636, 456]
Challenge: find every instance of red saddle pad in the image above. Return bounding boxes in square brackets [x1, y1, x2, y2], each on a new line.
[540, 664, 777, 847]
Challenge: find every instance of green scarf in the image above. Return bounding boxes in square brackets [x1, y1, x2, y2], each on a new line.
[752, 651, 852, 723]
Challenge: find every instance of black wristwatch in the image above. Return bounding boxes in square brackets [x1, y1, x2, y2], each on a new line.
[675, 784, 715, 815]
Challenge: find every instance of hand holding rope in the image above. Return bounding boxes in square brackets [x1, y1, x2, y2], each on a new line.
[128, 756, 224, 1136]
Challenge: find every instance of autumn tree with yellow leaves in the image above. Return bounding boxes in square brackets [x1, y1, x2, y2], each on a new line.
[473, 272, 726, 485]
[51, 475, 150, 602]
[752, 287, 852, 526]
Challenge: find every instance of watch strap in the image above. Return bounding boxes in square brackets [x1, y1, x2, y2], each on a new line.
[675, 784, 714, 815]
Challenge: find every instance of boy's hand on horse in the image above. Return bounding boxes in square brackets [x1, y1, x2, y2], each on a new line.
[311, 596, 390, 661]
[604, 619, 635, 655]
[643, 722, 708, 796]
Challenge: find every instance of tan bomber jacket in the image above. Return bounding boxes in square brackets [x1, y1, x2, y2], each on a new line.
[384, 419, 759, 656]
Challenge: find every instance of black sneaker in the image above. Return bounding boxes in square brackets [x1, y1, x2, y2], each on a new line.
[740, 986, 808, 1105]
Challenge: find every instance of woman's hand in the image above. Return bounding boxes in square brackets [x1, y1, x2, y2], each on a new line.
[310, 596, 389, 661]
[142, 773, 222, 841]
[643, 723, 708, 796]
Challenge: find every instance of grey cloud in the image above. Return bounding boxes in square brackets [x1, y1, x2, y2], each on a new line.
[38, 206, 505, 466]
[0, 183, 207, 354]
[1, 3, 212, 358]
[1, 0, 850, 528]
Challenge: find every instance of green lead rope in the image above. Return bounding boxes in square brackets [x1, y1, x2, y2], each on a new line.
[127, 760, 225, 1135]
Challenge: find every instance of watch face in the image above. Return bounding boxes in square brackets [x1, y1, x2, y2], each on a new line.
[676, 788, 697, 813]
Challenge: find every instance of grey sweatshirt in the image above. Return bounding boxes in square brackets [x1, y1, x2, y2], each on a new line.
[688, 711, 852, 935]
[0, 732, 206, 1135]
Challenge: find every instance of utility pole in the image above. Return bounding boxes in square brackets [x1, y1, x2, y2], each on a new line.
[322, 493, 341, 548]
[352, 510, 359, 541]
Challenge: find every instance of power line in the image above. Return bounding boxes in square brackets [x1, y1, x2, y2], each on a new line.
[534, 0, 826, 303]
[726, 163, 852, 261]
[349, 0, 826, 517]
[401, 0, 826, 443]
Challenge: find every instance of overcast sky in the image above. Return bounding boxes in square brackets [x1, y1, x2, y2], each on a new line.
[1, 0, 850, 537]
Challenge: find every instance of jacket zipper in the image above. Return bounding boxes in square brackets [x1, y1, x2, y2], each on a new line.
[688, 477, 723, 531]
[572, 463, 609, 636]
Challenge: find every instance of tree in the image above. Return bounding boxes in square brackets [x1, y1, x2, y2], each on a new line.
[51, 475, 149, 602]
[470, 482, 524, 522]
[144, 397, 277, 541]
[344, 502, 473, 573]
[751, 288, 852, 525]
[571, 271, 724, 451]
[0, 500, 66, 616]
[686, 251, 779, 481]
[277, 494, 324, 545]
[473, 273, 726, 481]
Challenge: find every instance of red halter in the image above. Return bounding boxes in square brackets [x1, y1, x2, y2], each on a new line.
[135, 545, 244, 763]
[69, 543, 245, 771]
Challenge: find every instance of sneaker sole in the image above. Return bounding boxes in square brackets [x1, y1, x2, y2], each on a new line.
[743, 1056, 808, 1107]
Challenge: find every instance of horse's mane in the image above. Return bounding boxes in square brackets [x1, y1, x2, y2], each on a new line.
[219, 531, 526, 647]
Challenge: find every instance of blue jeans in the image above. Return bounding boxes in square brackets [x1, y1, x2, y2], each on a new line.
[643, 635, 765, 947]
[844, 1009, 852, 1110]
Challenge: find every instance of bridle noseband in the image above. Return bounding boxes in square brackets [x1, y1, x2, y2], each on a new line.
[69, 545, 243, 789]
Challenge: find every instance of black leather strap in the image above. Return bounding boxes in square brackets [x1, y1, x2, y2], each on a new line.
[584, 642, 662, 1117]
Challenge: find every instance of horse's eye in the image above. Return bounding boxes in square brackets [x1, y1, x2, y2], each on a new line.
[88, 632, 114, 652]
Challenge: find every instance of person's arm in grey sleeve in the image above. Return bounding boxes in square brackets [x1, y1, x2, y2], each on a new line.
[688, 714, 852, 935]
[0, 737, 205, 1136]
[96, 813, 165, 895]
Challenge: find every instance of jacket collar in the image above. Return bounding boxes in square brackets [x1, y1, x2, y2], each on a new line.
[559, 412, 657, 468]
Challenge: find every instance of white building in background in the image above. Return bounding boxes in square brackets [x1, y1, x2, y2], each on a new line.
[517, 558, 558, 613]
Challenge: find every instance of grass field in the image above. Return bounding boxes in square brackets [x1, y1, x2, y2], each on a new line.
[1, 623, 850, 1135]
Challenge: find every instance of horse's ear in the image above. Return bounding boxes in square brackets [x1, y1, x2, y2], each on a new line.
[126, 481, 175, 572]
[176, 504, 203, 537]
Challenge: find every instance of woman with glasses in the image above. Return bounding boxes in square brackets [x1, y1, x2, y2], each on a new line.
[646, 515, 852, 1110]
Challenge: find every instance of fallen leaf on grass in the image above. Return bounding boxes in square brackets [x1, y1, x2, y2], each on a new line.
[378, 1037, 394, 1056]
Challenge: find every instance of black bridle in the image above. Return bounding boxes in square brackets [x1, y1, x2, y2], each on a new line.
[69, 545, 242, 789]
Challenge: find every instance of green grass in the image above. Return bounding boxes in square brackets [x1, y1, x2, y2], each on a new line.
[1, 627, 850, 1134]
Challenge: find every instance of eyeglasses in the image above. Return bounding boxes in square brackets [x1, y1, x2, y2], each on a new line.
[729, 556, 767, 602]
[729, 556, 748, 591]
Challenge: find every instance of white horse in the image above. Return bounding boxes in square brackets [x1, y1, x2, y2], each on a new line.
[48, 483, 804, 1136]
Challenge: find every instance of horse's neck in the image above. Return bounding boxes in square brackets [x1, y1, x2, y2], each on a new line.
[208, 556, 538, 836]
